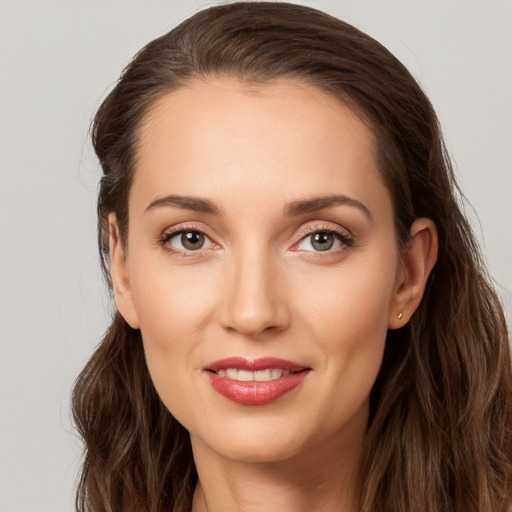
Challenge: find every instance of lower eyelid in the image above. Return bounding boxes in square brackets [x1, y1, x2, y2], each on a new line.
[293, 227, 353, 250]
[160, 227, 217, 252]
[158, 225, 353, 255]
[301, 234, 346, 251]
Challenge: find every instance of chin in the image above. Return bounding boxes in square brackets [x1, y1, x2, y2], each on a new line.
[205, 434, 306, 464]
[189, 412, 333, 466]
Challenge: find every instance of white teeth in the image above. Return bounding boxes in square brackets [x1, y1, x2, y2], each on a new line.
[254, 369, 272, 381]
[226, 368, 238, 379]
[216, 368, 296, 381]
[238, 370, 254, 382]
[271, 369, 283, 379]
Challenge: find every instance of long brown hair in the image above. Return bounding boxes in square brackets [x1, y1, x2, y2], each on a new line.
[72, 3, 512, 511]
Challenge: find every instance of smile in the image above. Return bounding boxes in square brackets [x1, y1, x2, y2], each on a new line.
[214, 368, 294, 381]
[204, 357, 311, 405]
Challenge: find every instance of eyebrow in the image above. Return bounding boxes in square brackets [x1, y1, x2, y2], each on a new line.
[145, 195, 222, 215]
[284, 194, 373, 220]
[144, 193, 372, 220]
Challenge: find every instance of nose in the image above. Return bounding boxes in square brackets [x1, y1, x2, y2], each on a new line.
[218, 248, 290, 338]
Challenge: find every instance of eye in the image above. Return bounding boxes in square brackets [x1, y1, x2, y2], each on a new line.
[162, 229, 215, 252]
[293, 228, 353, 253]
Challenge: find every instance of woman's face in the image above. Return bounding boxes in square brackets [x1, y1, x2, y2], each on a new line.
[113, 78, 404, 463]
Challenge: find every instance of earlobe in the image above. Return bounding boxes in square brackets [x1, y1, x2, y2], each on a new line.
[388, 218, 438, 329]
[108, 213, 140, 329]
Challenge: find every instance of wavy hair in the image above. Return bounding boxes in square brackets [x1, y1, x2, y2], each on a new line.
[72, 2, 512, 511]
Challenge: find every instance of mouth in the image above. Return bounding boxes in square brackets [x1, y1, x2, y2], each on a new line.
[204, 357, 311, 405]
[209, 368, 303, 381]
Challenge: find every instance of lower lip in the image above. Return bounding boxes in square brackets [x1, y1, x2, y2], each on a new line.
[206, 371, 310, 405]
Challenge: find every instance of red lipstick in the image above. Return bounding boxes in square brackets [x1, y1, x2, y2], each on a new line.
[204, 357, 311, 405]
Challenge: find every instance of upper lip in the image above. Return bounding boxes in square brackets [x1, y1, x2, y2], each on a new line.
[205, 357, 310, 373]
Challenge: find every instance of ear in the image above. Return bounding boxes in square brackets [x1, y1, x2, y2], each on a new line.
[108, 213, 140, 329]
[388, 218, 438, 329]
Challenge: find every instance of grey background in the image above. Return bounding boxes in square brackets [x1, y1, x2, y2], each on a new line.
[1, 1, 510, 511]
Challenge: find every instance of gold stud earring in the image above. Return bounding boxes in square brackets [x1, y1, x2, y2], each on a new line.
[397, 312, 403, 320]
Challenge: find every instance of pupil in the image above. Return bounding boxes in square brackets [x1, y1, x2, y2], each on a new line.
[181, 231, 204, 250]
[312, 232, 334, 251]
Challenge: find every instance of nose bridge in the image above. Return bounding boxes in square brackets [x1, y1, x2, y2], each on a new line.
[220, 241, 289, 336]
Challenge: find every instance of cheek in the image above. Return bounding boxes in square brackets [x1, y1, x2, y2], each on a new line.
[290, 251, 397, 400]
[127, 257, 220, 409]
[130, 259, 218, 345]
[293, 257, 396, 344]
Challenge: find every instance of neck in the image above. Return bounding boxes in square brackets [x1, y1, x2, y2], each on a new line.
[190, 429, 364, 512]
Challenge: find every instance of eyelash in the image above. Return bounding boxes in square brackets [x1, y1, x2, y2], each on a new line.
[292, 224, 354, 254]
[158, 224, 217, 257]
[158, 223, 354, 257]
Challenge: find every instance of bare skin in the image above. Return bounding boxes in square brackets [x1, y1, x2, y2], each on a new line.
[109, 78, 438, 512]
[190, 414, 364, 512]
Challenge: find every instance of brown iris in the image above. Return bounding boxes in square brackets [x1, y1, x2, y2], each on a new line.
[311, 232, 335, 251]
[181, 231, 205, 250]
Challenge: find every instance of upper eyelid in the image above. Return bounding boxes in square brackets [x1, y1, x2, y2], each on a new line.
[159, 226, 218, 256]
[295, 222, 353, 239]
[161, 223, 212, 238]
[291, 223, 354, 251]
[159, 224, 217, 246]
[158, 221, 353, 246]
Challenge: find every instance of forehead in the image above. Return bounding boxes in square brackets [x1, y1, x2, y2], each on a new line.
[131, 78, 391, 219]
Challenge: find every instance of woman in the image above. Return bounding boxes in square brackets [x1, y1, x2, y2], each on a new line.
[72, 2, 512, 511]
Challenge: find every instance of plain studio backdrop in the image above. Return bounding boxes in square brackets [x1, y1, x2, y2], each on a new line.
[0, 1, 510, 511]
